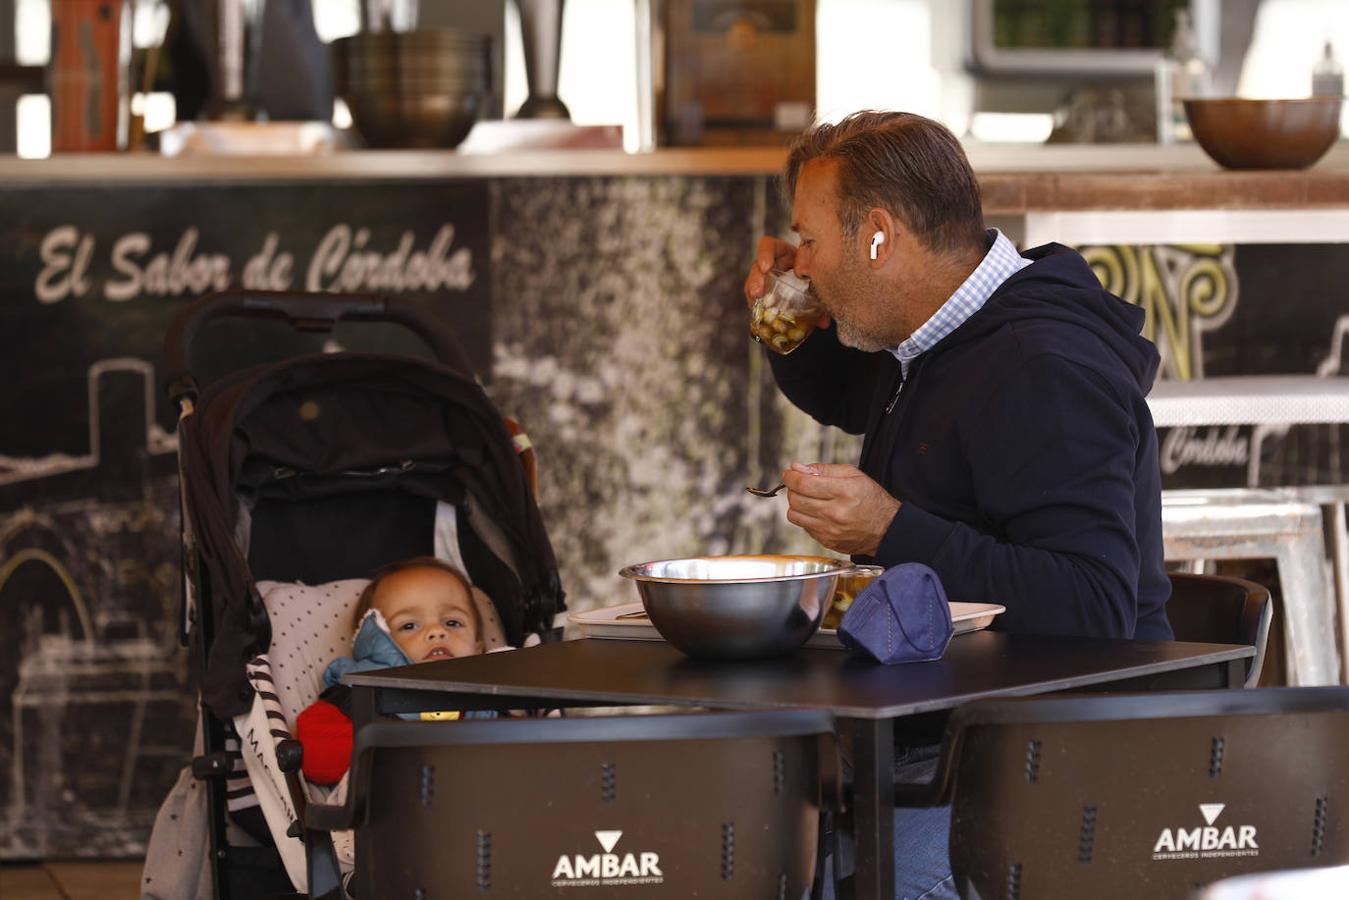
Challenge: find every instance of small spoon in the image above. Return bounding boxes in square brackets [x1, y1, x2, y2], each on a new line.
[745, 482, 787, 498]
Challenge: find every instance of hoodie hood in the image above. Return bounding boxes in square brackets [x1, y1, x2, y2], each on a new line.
[941, 243, 1160, 394]
[323, 609, 413, 689]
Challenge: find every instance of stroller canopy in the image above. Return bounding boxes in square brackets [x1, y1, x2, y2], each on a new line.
[180, 352, 564, 718]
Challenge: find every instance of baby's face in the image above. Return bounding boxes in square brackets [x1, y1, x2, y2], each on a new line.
[373, 567, 484, 662]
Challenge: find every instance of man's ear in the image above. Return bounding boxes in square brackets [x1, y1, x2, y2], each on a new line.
[865, 209, 896, 266]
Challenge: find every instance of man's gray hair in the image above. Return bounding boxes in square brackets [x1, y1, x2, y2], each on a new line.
[785, 111, 986, 257]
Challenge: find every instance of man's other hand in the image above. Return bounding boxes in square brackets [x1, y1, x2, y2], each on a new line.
[783, 462, 901, 557]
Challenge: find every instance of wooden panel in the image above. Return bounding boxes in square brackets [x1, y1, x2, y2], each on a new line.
[45, 861, 144, 900]
[0, 865, 63, 900]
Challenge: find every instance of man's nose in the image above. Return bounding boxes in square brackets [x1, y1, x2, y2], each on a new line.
[794, 255, 811, 279]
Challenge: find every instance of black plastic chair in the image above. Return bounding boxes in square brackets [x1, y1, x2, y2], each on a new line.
[1167, 572, 1273, 687]
[893, 687, 1349, 900]
[307, 710, 839, 899]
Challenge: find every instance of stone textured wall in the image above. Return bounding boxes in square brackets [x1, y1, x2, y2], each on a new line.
[489, 175, 860, 611]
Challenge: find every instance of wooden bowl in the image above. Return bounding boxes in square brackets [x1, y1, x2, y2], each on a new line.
[1184, 97, 1343, 170]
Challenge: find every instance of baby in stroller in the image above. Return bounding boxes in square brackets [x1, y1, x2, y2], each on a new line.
[296, 556, 497, 786]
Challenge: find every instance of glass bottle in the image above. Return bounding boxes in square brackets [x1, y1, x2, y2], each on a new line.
[1156, 9, 1211, 144]
[1313, 40, 1345, 98]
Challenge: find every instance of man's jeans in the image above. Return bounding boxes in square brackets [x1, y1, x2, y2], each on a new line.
[819, 744, 958, 900]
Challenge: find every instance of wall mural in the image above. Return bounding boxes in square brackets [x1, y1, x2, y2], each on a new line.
[1080, 243, 1240, 383]
[1081, 242, 1349, 489]
[0, 360, 186, 857]
[0, 182, 491, 858]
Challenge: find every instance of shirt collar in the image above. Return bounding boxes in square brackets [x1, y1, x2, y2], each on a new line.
[889, 228, 1032, 376]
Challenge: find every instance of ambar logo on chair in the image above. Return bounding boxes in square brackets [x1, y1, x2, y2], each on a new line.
[551, 830, 665, 888]
[1152, 803, 1260, 860]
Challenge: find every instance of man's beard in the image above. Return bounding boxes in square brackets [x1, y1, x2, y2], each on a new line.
[812, 274, 889, 353]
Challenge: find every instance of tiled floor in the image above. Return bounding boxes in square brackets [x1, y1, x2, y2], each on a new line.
[0, 861, 143, 900]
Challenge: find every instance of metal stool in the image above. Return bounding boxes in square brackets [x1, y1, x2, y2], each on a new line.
[1285, 485, 1349, 683]
[1161, 489, 1340, 686]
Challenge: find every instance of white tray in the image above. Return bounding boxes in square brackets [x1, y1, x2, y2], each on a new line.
[569, 601, 1006, 650]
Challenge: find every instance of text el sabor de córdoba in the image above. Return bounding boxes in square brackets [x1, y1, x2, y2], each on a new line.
[33, 224, 476, 303]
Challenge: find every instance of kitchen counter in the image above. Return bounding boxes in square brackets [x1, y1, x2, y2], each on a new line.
[5, 143, 1349, 213]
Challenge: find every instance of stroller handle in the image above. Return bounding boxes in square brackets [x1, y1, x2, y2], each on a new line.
[163, 290, 476, 403]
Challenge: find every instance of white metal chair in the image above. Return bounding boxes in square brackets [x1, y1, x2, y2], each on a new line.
[1161, 489, 1339, 686]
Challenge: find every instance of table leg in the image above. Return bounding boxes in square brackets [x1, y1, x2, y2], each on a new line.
[1329, 500, 1349, 684]
[1277, 530, 1340, 685]
[851, 718, 895, 900]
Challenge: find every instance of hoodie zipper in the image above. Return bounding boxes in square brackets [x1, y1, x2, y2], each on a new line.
[872, 358, 923, 494]
[885, 369, 906, 415]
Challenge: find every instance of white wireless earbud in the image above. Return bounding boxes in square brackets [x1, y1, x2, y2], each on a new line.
[869, 231, 885, 260]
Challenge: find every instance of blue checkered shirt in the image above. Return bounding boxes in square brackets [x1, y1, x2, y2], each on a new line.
[890, 228, 1032, 378]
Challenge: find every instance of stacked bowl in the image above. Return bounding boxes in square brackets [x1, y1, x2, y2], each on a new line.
[333, 30, 493, 149]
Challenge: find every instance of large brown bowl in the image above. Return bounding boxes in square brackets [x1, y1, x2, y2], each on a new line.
[1184, 97, 1343, 170]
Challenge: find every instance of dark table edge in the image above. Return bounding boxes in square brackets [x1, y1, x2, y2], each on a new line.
[343, 641, 1255, 720]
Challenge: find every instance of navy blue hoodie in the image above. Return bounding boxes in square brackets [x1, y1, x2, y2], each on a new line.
[769, 243, 1172, 641]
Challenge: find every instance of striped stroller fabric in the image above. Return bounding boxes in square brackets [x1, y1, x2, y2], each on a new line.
[234, 654, 308, 890]
[236, 653, 355, 892]
[245, 655, 295, 745]
[223, 728, 259, 815]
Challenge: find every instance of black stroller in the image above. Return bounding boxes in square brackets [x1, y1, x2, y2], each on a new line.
[158, 291, 566, 899]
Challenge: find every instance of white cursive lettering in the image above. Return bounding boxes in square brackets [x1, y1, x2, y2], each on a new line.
[105, 228, 231, 301]
[242, 232, 295, 291]
[1161, 425, 1248, 475]
[105, 232, 151, 301]
[35, 226, 94, 303]
[30, 221, 473, 305]
[306, 224, 475, 294]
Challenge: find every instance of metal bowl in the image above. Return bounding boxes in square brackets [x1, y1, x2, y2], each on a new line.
[342, 91, 485, 149]
[618, 554, 855, 659]
[333, 30, 492, 150]
[1184, 97, 1343, 170]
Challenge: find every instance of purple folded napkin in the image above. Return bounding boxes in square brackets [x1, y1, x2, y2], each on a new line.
[837, 563, 954, 665]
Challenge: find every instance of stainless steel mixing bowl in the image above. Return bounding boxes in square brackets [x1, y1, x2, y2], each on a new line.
[618, 554, 855, 660]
